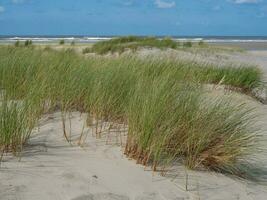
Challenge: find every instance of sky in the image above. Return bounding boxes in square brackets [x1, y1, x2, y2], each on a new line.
[0, 0, 267, 36]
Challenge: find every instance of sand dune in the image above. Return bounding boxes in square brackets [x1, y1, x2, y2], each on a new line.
[0, 50, 267, 200]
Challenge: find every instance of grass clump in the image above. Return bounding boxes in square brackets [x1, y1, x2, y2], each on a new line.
[197, 65, 262, 91]
[125, 81, 259, 174]
[0, 46, 264, 177]
[59, 39, 65, 45]
[24, 40, 33, 47]
[43, 45, 52, 51]
[183, 41, 193, 48]
[0, 99, 37, 156]
[14, 40, 20, 47]
[86, 36, 180, 55]
[82, 47, 91, 54]
[198, 40, 205, 46]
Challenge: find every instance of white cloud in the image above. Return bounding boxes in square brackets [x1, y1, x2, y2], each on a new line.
[175, 21, 181, 26]
[123, 1, 134, 6]
[213, 5, 222, 11]
[256, 12, 265, 18]
[232, 0, 261, 4]
[0, 6, 5, 13]
[155, 0, 176, 9]
[11, 0, 25, 4]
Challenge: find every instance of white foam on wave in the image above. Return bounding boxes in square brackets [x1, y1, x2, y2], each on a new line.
[1, 36, 112, 42]
[84, 37, 111, 40]
[174, 38, 267, 43]
[174, 38, 203, 41]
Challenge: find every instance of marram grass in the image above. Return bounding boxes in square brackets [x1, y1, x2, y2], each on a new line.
[84, 36, 244, 55]
[85, 36, 183, 55]
[0, 98, 39, 156]
[0, 46, 264, 177]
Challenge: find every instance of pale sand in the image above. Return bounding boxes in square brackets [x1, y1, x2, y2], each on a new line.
[0, 112, 189, 200]
[0, 50, 267, 200]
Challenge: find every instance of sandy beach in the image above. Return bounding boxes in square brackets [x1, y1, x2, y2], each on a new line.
[1, 0, 267, 197]
[0, 46, 266, 200]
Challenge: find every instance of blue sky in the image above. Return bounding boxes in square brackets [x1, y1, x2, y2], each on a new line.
[0, 0, 266, 36]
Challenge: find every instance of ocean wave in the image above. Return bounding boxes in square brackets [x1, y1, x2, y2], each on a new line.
[174, 38, 203, 41]
[1, 37, 112, 42]
[84, 37, 111, 40]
